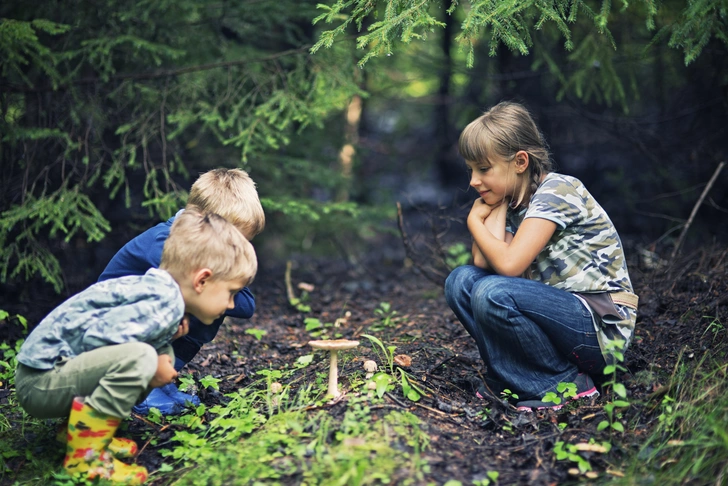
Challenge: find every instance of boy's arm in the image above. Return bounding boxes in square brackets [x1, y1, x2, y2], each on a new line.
[224, 287, 256, 319]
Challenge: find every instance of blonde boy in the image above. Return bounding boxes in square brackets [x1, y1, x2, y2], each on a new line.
[99, 168, 265, 415]
[15, 209, 257, 484]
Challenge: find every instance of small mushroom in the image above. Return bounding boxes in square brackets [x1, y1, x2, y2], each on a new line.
[363, 360, 378, 379]
[309, 339, 360, 397]
[270, 382, 283, 394]
[394, 354, 412, 368]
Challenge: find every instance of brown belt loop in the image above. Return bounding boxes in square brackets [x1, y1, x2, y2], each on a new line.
[610, 292, 639, 309]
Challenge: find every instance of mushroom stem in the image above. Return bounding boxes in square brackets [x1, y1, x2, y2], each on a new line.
[328, 350, 339, 397]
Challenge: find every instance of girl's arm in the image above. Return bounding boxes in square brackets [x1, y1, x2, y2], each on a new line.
[468, 198, 556, 276]
[471, 202, 508, 269]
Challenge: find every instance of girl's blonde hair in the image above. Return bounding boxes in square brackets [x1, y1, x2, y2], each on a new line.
[187, 168, 265, 239]
[160, 208, 257, 286]
[459, 101, 553, 208]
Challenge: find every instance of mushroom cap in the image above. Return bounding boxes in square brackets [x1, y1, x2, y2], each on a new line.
[308, 339, 360, 350]
[363, 360, 378, 372]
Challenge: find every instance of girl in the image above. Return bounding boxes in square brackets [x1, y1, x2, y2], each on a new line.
[445, 101, 638, 411]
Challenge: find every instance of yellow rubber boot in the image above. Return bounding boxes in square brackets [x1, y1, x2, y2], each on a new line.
[56, 421, 139, 458]
[63, 397, 148, 484]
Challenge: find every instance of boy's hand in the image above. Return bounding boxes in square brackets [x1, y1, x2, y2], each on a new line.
[150, 354, 178, 388]
[171, 315, 190, 340]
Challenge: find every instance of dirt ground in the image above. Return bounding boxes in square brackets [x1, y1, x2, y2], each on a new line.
[127, 236, 727, 485]
[2, 233, 726, 485]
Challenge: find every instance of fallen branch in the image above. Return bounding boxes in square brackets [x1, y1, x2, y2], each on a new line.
[671, 161, 726, 261]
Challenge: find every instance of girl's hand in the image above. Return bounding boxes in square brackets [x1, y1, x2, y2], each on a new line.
[468, 198, 492, 225]
[150, 354, 178, 388]
[171, 315, 190, 340]
[469, 198, 505, 226]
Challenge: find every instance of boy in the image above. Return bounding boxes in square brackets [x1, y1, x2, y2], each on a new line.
[99, 168, 265, 415]
[14, 209, 257, 484]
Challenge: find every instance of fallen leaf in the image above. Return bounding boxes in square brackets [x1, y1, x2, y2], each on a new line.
[394, 354, 412, 367]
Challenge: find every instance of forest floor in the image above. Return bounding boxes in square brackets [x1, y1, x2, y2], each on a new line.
[144, 236, 727, 484]
[1, 234, 727, 485]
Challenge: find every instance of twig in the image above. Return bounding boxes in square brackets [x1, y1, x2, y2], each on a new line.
[136, 424, 171, 458]
[671, 161, 726, 260]
[396, 201, 448, 285]
[284, 260, 296, 303]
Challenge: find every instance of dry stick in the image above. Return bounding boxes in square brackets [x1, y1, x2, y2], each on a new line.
[671, 161, 726, 261]
[284, 260, 296, 304]
[396, 202, 447, 285]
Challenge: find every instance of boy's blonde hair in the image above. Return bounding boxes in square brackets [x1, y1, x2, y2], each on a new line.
[459, 101, 553, 208]
[160, 208, 257, 286]
[187, 168, 265, 239]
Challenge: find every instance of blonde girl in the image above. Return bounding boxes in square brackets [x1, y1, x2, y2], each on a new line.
[445, 101, 638, 411]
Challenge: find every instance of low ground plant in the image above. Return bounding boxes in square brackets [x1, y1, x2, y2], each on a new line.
[614, 353, 728, 484]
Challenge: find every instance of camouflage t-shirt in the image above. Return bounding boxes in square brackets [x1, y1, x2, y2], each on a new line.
[506, 172, 633, 293]
[506, 173, 637, 350]
[17, 268, 185, 370]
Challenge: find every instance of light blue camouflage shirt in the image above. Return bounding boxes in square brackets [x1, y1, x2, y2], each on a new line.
[18, 268, 185, 370]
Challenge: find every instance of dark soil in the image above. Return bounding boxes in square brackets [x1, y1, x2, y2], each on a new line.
[144, 237, 727, 484]
[2, 235, 727, 485]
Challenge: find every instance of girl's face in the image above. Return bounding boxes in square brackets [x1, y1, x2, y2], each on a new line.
[466, 155, 522, 205]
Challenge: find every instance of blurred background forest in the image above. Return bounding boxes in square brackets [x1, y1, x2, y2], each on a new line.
[1, 0, 727, 323]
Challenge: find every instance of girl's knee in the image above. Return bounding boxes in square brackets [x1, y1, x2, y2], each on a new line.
[472, 277, 510, 302]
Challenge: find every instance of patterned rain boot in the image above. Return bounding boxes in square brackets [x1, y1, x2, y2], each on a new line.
[63, 397, 148, 484]
[56, 420, 139, 458]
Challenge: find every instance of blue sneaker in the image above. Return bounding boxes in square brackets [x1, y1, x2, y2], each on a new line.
[132, 383, 201, 415]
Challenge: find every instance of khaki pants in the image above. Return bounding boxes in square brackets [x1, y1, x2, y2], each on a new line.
[15, 342, 159, 419]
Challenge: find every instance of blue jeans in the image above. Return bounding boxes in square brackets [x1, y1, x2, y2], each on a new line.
[445, 265, 606, 400]
[171, 315, 224, 369]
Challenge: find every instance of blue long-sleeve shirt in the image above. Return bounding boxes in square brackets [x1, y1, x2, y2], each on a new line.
[99, 210, 255, 319]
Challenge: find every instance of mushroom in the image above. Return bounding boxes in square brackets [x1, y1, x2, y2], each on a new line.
[363, 360, 378, 379]
[308, 339, 360, 398]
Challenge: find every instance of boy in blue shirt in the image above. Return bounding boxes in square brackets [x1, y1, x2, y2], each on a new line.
[15, 209, 258, 484]
[99, 168, 265, 415]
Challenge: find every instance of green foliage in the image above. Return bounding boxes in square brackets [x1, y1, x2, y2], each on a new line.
[0, 1, 367, 294]
[0, 310, 27, 388]
[598, 338, 630, 434]
[445, 242, 471, 270]
[615, 355, 728, 484]
[245, 328, 268, 341]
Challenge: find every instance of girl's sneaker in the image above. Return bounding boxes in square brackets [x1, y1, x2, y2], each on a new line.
[515, 373, 598, 412]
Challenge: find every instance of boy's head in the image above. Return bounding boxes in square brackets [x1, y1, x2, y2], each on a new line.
[161, 208, 257, 287]
[160, 208, 258, 324]
[187, 168, 265, 240]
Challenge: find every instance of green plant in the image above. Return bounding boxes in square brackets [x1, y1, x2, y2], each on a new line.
[0, 310, 28, 388]
[598, 339, 630, 434]
[473, 471, 500, 485]
[616, 355, 728, 484]
[543, 381, 577, 406]
[701, 316, 724, 342]
[499, 388, 519, 402]
[304, 317, 342, 339]
[361, 333, 396, 374]
[372, 302, 400, 330]
[360, 334, 426, 402]
[553, 440, 611, 475]
[444, 242, 471, 270]
[245, 328, 268, 340]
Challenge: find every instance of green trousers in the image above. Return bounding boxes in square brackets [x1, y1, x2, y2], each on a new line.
[15, 342, 162, 419]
